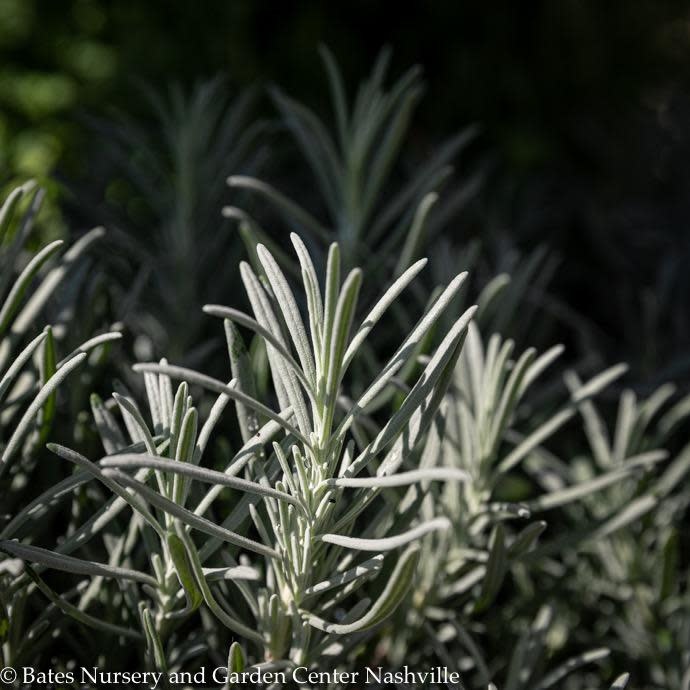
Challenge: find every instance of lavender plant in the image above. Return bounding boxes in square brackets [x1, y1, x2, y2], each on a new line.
[404, 331, 690, 689]
[1, 235, 476, 675]
[377, 323, 640, 685]
[528, 382, 690, 690]
[1, 51, 688, 690]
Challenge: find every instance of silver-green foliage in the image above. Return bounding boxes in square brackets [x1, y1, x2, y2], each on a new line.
[1, 235, 476, 671]
[532, 379, 690, 690]
[402, 320, 690, 688]
[1, 53, 685, 687]
[377, 324, 635, 684]
[0, 181, 121, 670]
[0, 182, 121, 478]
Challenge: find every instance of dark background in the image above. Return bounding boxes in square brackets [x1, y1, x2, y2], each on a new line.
[2, 0, 689, 386]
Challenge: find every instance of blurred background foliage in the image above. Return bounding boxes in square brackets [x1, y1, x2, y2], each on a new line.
[1, 0, 689, 380]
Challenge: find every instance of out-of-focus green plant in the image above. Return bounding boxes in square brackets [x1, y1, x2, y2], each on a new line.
[480, 608, 631, 690]
[77, 79, 265, 363]
[424, 351, 690, 689]
[377, 324, 639, 686]
[226, 48, 482, 286]
[527, 381, 690, 690]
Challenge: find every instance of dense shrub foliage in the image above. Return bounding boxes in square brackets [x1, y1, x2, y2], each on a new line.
[1, 53, 689, 690]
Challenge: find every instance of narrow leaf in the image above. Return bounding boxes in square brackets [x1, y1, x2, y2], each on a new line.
[305, 545, 420, 634]
[0, 240, 63, 338]
[321, 517, 450, 551]
[167, 532, 203, 612]
[474, 524, 507, 613]
[1, 353, 87, 469]
[0, 540, 156, 586]
[330, 467, 469, 488]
